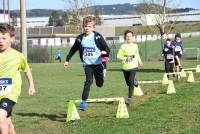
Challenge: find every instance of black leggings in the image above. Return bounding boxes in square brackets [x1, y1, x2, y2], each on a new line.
[82, 64, 104, 101]
[165, 60, 174, 73]
[123, 69, 137, 98]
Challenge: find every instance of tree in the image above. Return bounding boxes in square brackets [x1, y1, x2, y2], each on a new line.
[138, 0, 180, 48]
[11, 15, 18, 26]
[62, 11, 69, 25]
[48, 11, 60, 26]
[68, 10, 81, 33]
[63, 0, 94, 32]
[94, 9, 102, 25]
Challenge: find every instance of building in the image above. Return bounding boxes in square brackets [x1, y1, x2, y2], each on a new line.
[0, 14, 9, 23]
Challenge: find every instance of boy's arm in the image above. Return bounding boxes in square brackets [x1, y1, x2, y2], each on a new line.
[25, 68, 35, 96]
[117, 47, 126, 61]
[64, 38, 80, 68]
[136, 47, 143, 66]
[98, 34, 110, 56]
[65, 39, 80, 62]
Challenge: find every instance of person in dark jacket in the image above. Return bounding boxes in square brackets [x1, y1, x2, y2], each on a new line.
[162, 38, 175, 76]
[64, 16, 110, 110]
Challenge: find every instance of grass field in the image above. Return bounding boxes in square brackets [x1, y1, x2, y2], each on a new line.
[13, 60, 200, 134]
[115, 23, 200, 36]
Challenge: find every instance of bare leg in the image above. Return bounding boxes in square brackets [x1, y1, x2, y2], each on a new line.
[103, 69, 106, 77]
[7, 117, 16, 134]
[0, 109, 9, 134]
[175, 56, 182, 67]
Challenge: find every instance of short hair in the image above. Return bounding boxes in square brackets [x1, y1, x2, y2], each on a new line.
[124, 30, 133, 39]
[175, 33, 181, 38]
[166, 38, 171, 42]
[83, 16, 95, 27]
[0, 23, 15, 37]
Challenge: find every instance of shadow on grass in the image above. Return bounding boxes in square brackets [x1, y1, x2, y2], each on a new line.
[108, 68, 164, 73]
[16, 113, 66, 122]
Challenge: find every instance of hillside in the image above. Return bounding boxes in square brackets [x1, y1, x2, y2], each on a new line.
[0, 3, 197, 17]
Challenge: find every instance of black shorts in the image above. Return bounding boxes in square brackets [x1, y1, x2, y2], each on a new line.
[0, 98, 15, 117]
[175, 52, 182, 58]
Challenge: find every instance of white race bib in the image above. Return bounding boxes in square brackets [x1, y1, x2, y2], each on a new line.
[125, 55, 135, 63]
[166, 54, 174, 59]
[83, 47, 96, 59]
[175, 46, 182, 51]
[0, 78, 12, 95]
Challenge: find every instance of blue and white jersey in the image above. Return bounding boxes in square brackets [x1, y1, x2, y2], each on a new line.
[172, 41, 183, 53]
[82, 32, 102, 65]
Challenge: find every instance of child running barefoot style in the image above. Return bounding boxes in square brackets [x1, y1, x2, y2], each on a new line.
[0, 23, 36, 134]
[117, 30, 143, 107]
[64, 16, 110, 111]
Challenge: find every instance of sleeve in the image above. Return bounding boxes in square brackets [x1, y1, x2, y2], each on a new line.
[180, 42, 183, 51]
[135, 46, 143, 65]
[117, 46, 126, 61]
[65, 37, 80, 62]
[20, 55, 30, 72]
[98, 34, 110, 57]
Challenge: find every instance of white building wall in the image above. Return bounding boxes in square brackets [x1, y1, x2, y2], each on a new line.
[0, 14, 9, 23]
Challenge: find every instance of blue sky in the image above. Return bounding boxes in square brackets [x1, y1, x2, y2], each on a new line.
[1, 0, 200, 10]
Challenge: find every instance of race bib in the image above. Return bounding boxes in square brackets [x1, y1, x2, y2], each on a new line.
[175, 46, 182, 51]
[0, 78, 12, 95]
[83, 47, 96, 59]
[166, 54, 174, 59]
[125, 55, 135, 63]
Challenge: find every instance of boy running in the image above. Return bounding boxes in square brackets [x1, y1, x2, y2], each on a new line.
[64, 16, 110, 111]
[0, 23, 35, 134]
[162, 38, 175, 76]
[171, 33, 183, 72]
[117, 30, 142, 106]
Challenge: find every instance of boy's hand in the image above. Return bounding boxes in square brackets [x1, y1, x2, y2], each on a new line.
[64, 62, 69, 69]
[29, 86, 35, 96]
[101, 51, 107, 55]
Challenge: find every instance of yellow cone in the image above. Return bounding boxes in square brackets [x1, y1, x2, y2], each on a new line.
[167, 80, 176, 94]
[187, 71, 195, 82]
[162, 73, 169, 84]
[116, 98, 129, 118]
[66, 100, 80, 122]
[134, 85, 143, 96]
[180, 69, 186, 77]
[196, 65, 200, 73]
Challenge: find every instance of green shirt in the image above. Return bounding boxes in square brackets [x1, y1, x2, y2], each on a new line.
[0, 49, 29, 102]
[117, 42, 142, 70]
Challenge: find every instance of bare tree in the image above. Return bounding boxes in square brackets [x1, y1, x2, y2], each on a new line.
[63, 0, 94, 33]
[138, 0, 180, 48]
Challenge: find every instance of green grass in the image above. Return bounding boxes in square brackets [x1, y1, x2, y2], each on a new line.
[12, 60, 200, 134]
[115, 22, 200, 36]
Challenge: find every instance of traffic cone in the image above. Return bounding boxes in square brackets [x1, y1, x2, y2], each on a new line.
[66, 100, 80, 122]
[162, 73, 169, 84]
[134, 85, 143, 96]
[196, 65, 200, 73]
[187, 71, 195, 82]
[116, 98, 129, 118]
[180, 69, 186, 77]
[167, 80, 176, 94]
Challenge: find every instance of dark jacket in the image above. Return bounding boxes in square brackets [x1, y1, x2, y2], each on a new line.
[66, 31, 110, 62]
[162, 45, 174, 62]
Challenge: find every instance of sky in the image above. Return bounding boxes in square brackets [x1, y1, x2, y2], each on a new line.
[0, 0, 200, 10]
